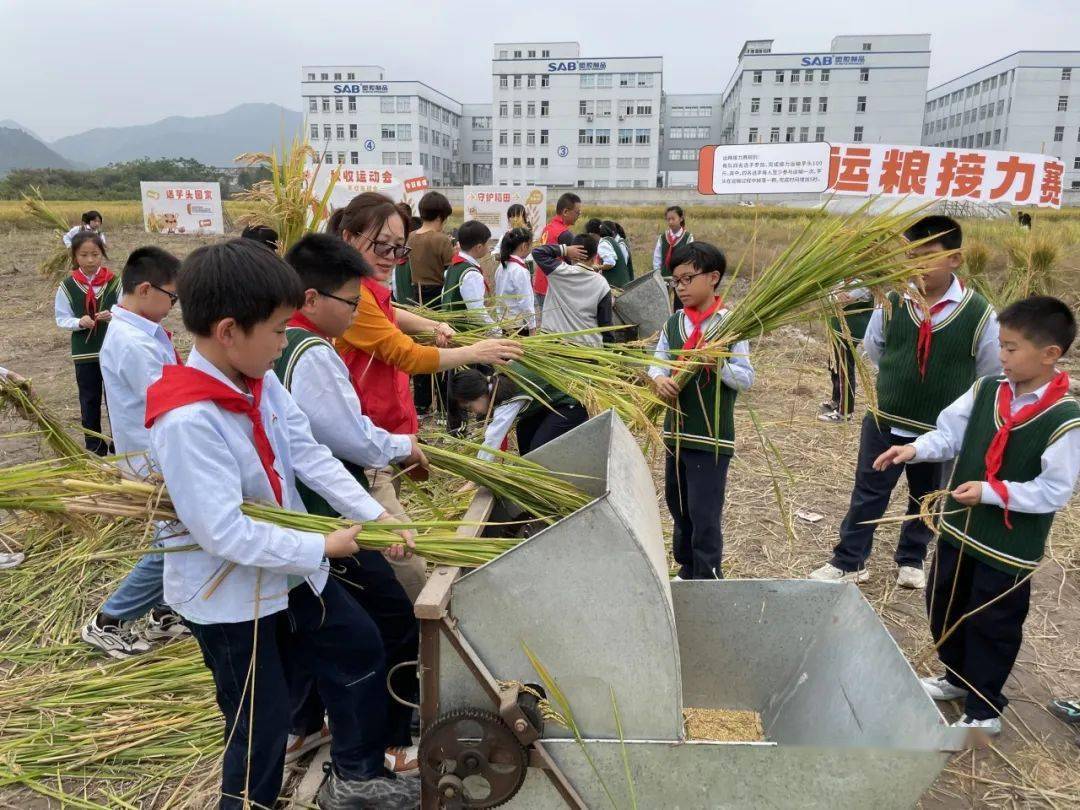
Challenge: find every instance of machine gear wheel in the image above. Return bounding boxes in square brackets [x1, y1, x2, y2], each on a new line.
[418, 708, 529, 808]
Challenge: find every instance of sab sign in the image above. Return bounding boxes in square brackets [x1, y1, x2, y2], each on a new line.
[799, 54, 867, 66]
[332, 83, 389, 94]
[547, 60, 608, 72]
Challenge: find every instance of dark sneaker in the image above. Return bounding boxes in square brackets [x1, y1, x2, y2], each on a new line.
[142, 607, 190, 642]
[81, 614, 152, 659]
[820, 400, 839, 413]
[317, 764, 419, 810]
[1048, 698, 1080, 725]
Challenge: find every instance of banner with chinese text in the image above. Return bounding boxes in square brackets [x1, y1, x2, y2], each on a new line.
[140, 182, 224, 235]
[463, 186, 547, 241]
[698, 143, 1064, 208]
[307, 165, 429, 224]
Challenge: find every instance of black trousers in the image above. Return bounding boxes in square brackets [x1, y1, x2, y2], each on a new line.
[291, 550, 419, 748]
[516, 402, 588, 455]
[664, 449, 731, 579]
[412, 284, 445, 414]
[831, 414, 945, 572]
[829, 338, 860, 415]
[187, 578, 386, 810]
[927, 541, 1031, 720]
[74, 361, 111, 456]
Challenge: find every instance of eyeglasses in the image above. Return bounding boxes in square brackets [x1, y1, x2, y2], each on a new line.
[317, 289, 361, 308]
[666, 272, 706, 290]
[150, 283, 178, 305]
[359, 233, 411, 262]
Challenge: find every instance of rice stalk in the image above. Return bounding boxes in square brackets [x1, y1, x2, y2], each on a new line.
[0, 375, 88, 459]
[20, 186, 72, 283]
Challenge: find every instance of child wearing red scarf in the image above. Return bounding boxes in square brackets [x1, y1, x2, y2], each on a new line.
[874, 296, 1080, 737]
[648, 241, 754, 580]
[53, 231, 121, 455]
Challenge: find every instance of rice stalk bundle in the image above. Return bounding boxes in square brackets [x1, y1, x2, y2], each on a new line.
[999, 233, 1060, 304]
[0, 458, 518, 568]
[20, 186, 72, 283]
[421, 437, 593, 521]
[0, 376, 88, 459]
[234, 133, 339, 253]
[645, 199, 945, 421]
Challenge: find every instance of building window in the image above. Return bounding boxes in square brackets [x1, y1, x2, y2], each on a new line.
[383, 152, 397, 165]
[636, 101, 652, 116]
[308, 97, 317, 113]
[348, 96, 356, 112]
[350, 151, 359, 164]
[498, 130, 507, 145]
[527, 102, 536, 117]
[1054, 125, 1064, 142]
[621, 99, 635, 117]
[397, 97, 410, 113]
[1074, 157, 1080, 170]
[1063, 68, 1073, 81]
[527, 49, 535, 58]
[862, 42, 872, 51]
[579, 99, 593, 116]
[860, 68, 870, 83]
[853, 126, 864, 142]
[821, 69, 830, 83]
[320, 73, 328, 80]
[596, 99, 612, 117]
[513, 74, 522, 89]
[669, 149, 680, 160]
[818, 97, 828, 113]
[321, 97, 330, 112]
[499, 75, 508, 88]
[541, 75, 550, 88]
[620, 73, 633, 87]
[617, 157, 632, 168]
[513, 157, 521, 167]
[309, 123, 318, 140]
[856, 96, 867, 113]
[542, 49, 550, 57]
[540, 101, 549, 116]
[799, 126, 809, 142]
[801, 96, 811, 113]
[753, 70, 762, 84]
[750, 97, 760, 113]
[333, 97, 342, 112]
[349, 124, 357, 139]
[791, 69, 800, 84]
[578, 129, 593, 144]
[499, 50, 508, 58]
[635, 129, 651, 144]
[785, 126, 795, 142]
[336, 125, 345, 140]
[769, 127, 780, 142]
[511, 102, 521, 117]
[397, 124, 411, 141]
[513, 131, 522, 146]
[499, 102, 508, 117]
[748, 127, 758, 143]
[400, 152, 413, 165]
[323, 152, 332, 164]
[804, 69, 814, 82]
[527, 74, 536, 88]
[1059, 95, 1069, 112]
[577, 157, 592, 168]
[514, 50, 521, 58]
[775, 70, 784, 83]
[323, 124, 332, 140]
[635, 157, 650, 168]
[381, 97, 394, 113]
[499, 157, 508, 167]
[540, 129, 549, 144]
[347, 72, 355, 80]
[815, 126, 825, 141]
[788, 97, 798, 113]
[526, 131, 536, 146]
[596, 129, 611, 145]
[540, 157, 548, 166]
[595, 157, 609, 168]
[772, 97, 782, 113]
[618, 128, 632, 144]
[307, 72, 315, 80]
[638, 73, 654, 87]
[581, 74, 596, 89]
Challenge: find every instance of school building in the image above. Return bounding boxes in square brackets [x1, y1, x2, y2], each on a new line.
[459, 103, 494, 185]
[658, 94, 724, 187]
[923, 51, 1080, 191]
[300, 65, 463, 185]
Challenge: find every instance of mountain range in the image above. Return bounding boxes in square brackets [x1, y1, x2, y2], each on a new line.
[1, 104, 303, 173]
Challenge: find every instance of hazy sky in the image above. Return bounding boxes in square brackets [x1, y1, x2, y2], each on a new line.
[3, 0, 1078, 141]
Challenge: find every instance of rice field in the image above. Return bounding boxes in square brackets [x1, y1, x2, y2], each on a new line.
[0, 206, 1078, 808]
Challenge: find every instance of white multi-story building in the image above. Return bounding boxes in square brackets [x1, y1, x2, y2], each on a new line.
[659, 93, 723, 187]
[717, 35, 931, 149]
[490, 42, 663, 188]
[459, 103, 494, 185]
[923, 51, 1080, 190]
[300, 65, 462, 185]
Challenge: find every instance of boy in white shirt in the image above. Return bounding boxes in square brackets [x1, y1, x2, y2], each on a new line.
[81, 247, 188, 658]
[146, 239, 418, 810]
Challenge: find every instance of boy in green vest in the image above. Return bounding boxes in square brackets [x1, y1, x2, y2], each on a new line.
[279, 233, 426, 773]
[649, 242, 754, 580]
[440, 220, 495, 327]
[811, 216, 1000, 589]
[53, 231, 122, 455]
[874, 296, 1080, 736]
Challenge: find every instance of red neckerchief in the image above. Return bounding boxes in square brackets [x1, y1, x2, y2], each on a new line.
[984, 371, 1070, 528]
[913, 278, 963, 380]
[508, 255, 528, 270]
[145, 365, 283, 505]
[664, 229, 684, 271]
[682, 297, 724, 353]
[71, 266, 116, 326]
[287, 311, 331, 340]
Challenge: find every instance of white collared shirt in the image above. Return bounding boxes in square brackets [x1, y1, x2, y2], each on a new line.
[478, 399, 529, 462]
[54, 269, 110, 330]
[150, 346, 385, 625]
[99, 305, 179, 478]
[597, 237, 618, 269]
[456, 252, 494, 325]
[63, 225, 107, 248]
[648, 308, 755, 392]
[287, 336, 412, 469]
[862, 275, 1001, 437]
[494, 256, 536, 331]
[652, 229, 693, 272]
[912, 376, 1080, 513]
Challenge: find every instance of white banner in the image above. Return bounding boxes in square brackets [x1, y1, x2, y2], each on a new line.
[697, 142, 1064, 208]
[307, 165, 429, 223]
[140, 182, 224, 234]
[463, 186, 547, 241]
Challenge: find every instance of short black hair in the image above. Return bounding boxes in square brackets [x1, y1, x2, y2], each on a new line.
[556, 192, 581, 214]
[571, 233, 598, 260]
[285, 233, 373, 292]
[418, 191, 453, 222]
[451, 368, 520, 408]
[457, 220, 492, 251]
[82, 210, 102, 224]
[603, 220, 625, 239]
[410, 215, 423, 231]
[121, 246, 180, 294]
[70, 230, 107, 262]
[904, 215, 962, 251]
[584, 218, 603, 236]
[998, 295, 1076, 354]
[240, 225, 279, 250]
[670, 242, 726, 285]
[178, 239, 304, 336]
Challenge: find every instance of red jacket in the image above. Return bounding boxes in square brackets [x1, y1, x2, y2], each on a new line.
[532, 215, 570, 295]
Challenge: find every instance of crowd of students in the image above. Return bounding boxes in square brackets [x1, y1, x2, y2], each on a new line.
[22, 194, 1080, 808]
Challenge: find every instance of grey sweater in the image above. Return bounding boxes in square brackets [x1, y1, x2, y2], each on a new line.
[532, 244, 614, 347]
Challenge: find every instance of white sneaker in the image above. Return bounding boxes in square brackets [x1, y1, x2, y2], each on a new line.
[817, 409, 853, 423]
[142, 607, 190, 642]
[953, 714, 1002, 736]
[896, 565, 927, 589]
[80, 616, 152, 659]
[921, 675, 969, 701]
[285, 723, 331, 764]
[808, 563, 869, 583]
[0, 552, 25, 569]
[671, 574, 684, 582]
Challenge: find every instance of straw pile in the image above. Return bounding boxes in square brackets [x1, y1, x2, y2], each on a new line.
[683, 707, 765, 742]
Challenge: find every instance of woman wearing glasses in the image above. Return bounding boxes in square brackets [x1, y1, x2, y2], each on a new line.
[329, 193, 522, 597]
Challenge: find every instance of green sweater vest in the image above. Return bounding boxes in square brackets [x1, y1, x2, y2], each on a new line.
[600, 236, 631, 289]
[61, 275, 122, 363]
[393, 260, 414, 305]
[661, 312, 737, 454]
[828, 299, 872, 343]
[940, 375, 1080, 576]
[440, 260, 481, 312]
[657, 232, 692, 277]
[504, 360, 577, 422]
[875, 288, 993, 434]
[273, 326, 369, 518]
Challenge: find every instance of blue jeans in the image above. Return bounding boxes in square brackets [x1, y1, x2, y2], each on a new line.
[102, 550, 165, 620]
